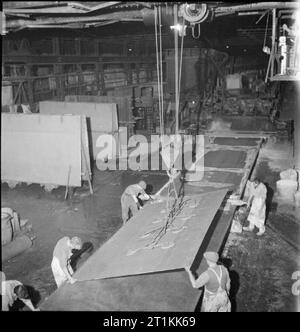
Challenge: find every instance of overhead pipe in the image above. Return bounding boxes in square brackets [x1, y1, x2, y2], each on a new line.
[215, 2, 300, 13]
[142, 7, 174, 26]
[5, 10, 143, 28]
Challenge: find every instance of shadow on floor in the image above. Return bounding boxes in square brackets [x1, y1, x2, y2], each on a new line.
[265, 182, 275, 221]
[220, 257, 240, 312]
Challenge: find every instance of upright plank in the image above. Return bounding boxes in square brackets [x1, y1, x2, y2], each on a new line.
[1, 113, 82, 187]
[39, 101, 119, 160]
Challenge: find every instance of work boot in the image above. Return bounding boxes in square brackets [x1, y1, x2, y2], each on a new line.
[243, 226, 253, 232]
[256, 227, 265, 236]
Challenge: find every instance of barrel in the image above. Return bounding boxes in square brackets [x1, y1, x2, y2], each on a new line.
[1, 211, 13, 245]
[280, 169, 298, 181]
[276, 179, 298, 201]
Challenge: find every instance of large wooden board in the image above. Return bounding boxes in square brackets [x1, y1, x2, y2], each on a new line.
[1, 113, 82, 186]
[65, 95, 132, 122]
[75, 189, 227, 281]
[39, 101, 118, 132]
[39, 101, 119, 160]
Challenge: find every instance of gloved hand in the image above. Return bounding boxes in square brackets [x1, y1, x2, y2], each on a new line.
[69, 277, 77, 284]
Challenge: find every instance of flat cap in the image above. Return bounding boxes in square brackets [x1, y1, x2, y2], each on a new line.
[204, 251, 219, 263]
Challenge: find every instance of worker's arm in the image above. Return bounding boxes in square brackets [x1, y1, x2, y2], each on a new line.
[62, 264, 76, 284]
[21, 299, 40, 311]
[60, 253, 76, 284]
[225, 268, 231, 293]
[138, 190, 151, 201]
[247, 195, 254, 207]
[131, 195, 142, 210]
[184, 267, 209, 289]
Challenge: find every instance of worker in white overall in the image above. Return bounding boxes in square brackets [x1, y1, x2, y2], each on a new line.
[243, 177, 267, 236]
[185, 251, 231, 312]
[1, 278, 39, 311]
[121, 180, 153, 224]
[51, 236, 82, 288]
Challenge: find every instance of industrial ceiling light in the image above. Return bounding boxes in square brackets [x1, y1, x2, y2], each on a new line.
[170, 23, 187, 36]
[263, 46, 271, 54]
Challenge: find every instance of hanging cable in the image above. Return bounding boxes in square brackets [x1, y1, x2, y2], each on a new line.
[192, 23, 201, 39]
[174, 3, 179, 134]
[178, 18, 185, 101]
[154, 6, 162, 135]
[263, 10, 270, 49]
[159, 5, 164, 135]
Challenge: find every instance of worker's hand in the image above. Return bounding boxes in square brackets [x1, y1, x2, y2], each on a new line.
[184, 266, 191, 273]
[69, 277, 77, 284]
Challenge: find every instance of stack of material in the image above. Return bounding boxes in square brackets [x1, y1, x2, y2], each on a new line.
[240, 99, 256, 115]
[221, 95, 272, 116]
[254, 99, 272, 116]
[223, 97, 240, 115]
[1, 207, 34, 262]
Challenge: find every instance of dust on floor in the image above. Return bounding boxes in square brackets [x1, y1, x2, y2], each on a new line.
[1, 168, 167, 307]
[223, 136, 299, 312]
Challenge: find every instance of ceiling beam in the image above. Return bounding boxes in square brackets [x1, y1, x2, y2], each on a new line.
[84, 2, 122, 13]
[4, 7, 88, 14]
[215, 2, 300, 13]
[5, 10, 143, 28]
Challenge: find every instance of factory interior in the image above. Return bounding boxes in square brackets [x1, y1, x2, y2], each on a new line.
[1, 1, 300, 313]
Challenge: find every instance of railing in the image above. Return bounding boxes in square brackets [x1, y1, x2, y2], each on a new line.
[3, 68, 157, 111]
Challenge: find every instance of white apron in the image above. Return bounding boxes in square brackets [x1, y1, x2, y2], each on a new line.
[247, 183, 267, 228]
[202, 266, 231, 312]
[51, 257, 73, 288]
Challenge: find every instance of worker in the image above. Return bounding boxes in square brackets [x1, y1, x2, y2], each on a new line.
[185, 252, 231, 312]
[51, 236, 82, 288]
[243, 177, 267, 236]
[121, 180, 153, 224]
[1, 278, 39, 311]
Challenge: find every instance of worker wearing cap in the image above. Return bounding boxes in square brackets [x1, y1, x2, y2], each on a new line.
[121, 180, 153, 224]
[1, 278, 39, 311]
[243, 177, 267, 236]
[185, 251, 231, 312]
[51, 236, 82, 288]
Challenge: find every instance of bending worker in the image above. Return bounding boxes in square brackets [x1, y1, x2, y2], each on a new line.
[51, 236, 82, 288]
[185, 252, 231, 312]
[121, 180, 153, 224]
[243, 177, 267, 236]
[1, 277, 39, 311]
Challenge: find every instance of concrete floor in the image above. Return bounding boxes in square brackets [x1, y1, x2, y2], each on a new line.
[1, 135, 299, 312]
[223, 137, 299, 312]
[1, 169, 168, 307]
